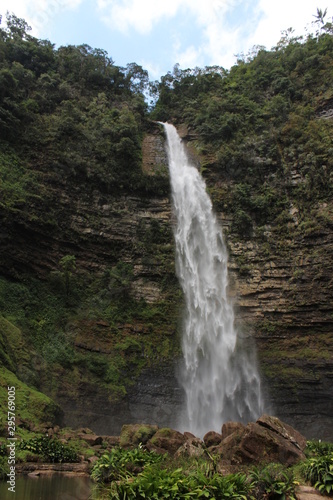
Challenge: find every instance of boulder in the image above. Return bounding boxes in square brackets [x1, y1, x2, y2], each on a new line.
[119, 424, 158, 447]
[175, 439, 205, 458]
[147, 428, 186, 455]
[184, 431, 196, 440]
[203, 431, 222, 448]
[218, 415, 306, 466]
[175, 433, 204, 458]
[257, 414, 307, 451]
[221, 421, 246, 440]
[101, 435, 120, 447]
[77, 432, 103, 446]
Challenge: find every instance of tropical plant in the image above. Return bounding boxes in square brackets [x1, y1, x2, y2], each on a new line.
[300, 453, 333, 496]
[249, 463, 297, 499]
[18, 436, 78, 463]
[110, 466, 251, 500]
[91, 446, 164, 483]
[305, 440, 333, 457]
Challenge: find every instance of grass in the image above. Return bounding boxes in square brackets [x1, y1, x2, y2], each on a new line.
[0, 366, 61, 440]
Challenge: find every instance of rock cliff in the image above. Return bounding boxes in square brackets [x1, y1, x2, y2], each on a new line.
[178, 124, 333, 440]
[1, 124, 332, 441]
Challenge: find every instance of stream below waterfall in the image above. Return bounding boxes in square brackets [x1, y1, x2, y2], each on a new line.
[0, 474, 95, 500]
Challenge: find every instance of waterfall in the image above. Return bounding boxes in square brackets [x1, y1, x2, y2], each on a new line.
[162, 122, 263, 437]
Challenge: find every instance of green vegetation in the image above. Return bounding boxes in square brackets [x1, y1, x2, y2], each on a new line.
[301, 441, 333, 496]
[0, 14, 152, 195]
[0, 366, 61, 440]
[18, 436, 78, 463]
[89, 441, 333, 499]
[92, 447, 251, 499]
[0, 247, 181, 403]
[111, 467, 250, 499]
[91, 446, 164, 483]
[249, 464, 296, 499]
[152, 16, 333, 240]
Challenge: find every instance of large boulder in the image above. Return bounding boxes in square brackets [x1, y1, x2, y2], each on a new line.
[218, 415, 306, 466]
[256, 414, 307, 451]
[175, 436, 205, 458]
[146, 428, 186, 455]
[119, 424, 158, 447]
[203, 431, 222, 448]
[221, 421, 246, 441]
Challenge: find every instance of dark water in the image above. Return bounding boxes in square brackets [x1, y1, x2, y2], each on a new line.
[0, 474, 98, 500]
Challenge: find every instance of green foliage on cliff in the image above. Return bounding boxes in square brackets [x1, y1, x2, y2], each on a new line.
[0, 366, 62, 439]
[0, 13, 178, 417]
[0, 13, 152, 195]
[152, 18, 333, 238]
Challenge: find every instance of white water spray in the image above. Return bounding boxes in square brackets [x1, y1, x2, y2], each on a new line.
[162, 123, 263, 437]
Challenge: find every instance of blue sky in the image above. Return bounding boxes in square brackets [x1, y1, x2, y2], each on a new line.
[0, 0, 328, 80]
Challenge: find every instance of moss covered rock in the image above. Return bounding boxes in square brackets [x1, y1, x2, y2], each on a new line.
[119, 423, 158, 447]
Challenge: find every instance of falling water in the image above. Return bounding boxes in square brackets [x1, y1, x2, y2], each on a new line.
[162, 122, 263, 437]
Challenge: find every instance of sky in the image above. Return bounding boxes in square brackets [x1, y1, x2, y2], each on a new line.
[0, 0, 329, 80]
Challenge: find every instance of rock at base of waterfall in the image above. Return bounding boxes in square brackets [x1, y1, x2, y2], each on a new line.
[256, 414, 307, 450]
[203, 430, 222, 447]
[175, 435, 205, 458]
[119, 423, 159, 447]
[118, 415, 306, 467]
[221, 421, 246, 440]
[215, 415, 306, 466]
[146, 427, 186, 455]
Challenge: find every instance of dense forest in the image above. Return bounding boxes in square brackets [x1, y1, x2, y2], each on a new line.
[151, 18, 333, 237]
[0, 9, 332, 453]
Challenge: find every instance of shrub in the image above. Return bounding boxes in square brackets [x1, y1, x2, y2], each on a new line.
[91, 446, 164, 483]
[110, 466, 251, 499]
[300, 453, 333, 496]
[305, 440, 333, 457]
[18, 436, 78, 463]
[249, 463, 297, 500]
[110, 467, 199, 499]
[232, 209, 253, 237]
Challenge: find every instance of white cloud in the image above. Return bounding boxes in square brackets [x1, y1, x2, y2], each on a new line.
[171, 0, 249, 69]
[196, 9, 242, 68]
[1, 0, 83, 37]
[248, 0, 321, 51]
[175, 44, 202, 69]
[1, 0, 325, 78]
[139, 59, 163, 81]
[97, 0, 181, 34]
[97, 0, 244, 69]
[96, 0, 236, 35]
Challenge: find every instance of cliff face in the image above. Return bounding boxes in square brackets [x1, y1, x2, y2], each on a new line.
[61, 126, 333, 440]
[1, 124, 332, 440]
[0, 126, 183, 435]
[178, 125, 333, 440]
[228, 217, 333, 439]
